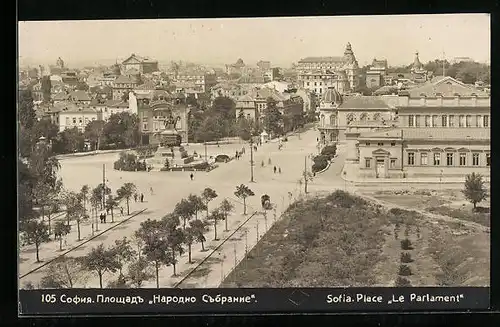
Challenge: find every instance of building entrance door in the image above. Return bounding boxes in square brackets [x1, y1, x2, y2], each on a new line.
[376, 159, 385, 178]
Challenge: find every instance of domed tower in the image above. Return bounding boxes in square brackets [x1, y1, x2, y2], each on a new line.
[56, 57, 65, 69]
[411, 51, 423, 72]
[342, 42, 359, 90]
[322, 87, 343, 107]
[318, 87, 342, 144]
[111, 63, 121, 76]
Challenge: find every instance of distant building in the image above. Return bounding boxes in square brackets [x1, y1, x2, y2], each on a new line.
[365, 58, 388, 89]
[176, 72, 216, 93]
[226, 58, 246, 75]
[257, 60, 271, 70]
[47, 101, 98, 133]
[297, 43, 360, 91]
[112, 74, 141, 100]
[410, 51, 429, 84]
[121, 54, 159, 74]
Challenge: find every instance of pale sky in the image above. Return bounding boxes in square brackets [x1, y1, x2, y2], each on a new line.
[18, 14, 490, 68]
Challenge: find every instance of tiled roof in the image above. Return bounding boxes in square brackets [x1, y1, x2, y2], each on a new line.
[90, 85, 112, 94]
[51, 101, 95, 113]
[52, 92, 70, 101]
[69, 90, 91, 102]
[406, 76, 488, 97]
[339, 96, 391, 109]
[123, 54, 157, 64]
[135, 81, 157, 90]
[237, 94, 254, 102]
[298, 56, 344, 63]
[114, 75, 136, 84]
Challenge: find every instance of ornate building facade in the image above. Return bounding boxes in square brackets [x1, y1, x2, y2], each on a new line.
[346, 76, 490, 179]
[297, 43, 360, 96]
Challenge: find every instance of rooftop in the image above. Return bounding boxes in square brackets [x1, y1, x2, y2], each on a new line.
[358, 127, 490, 141]
[339, 96, 391, 109]
[69, 90, 91, 102]
[403, 76, 489, 97]
[298, 56, 344, 63]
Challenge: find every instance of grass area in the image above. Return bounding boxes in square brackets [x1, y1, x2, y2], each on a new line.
[371, 189, 490, 227]
[221, 190, 490, 288]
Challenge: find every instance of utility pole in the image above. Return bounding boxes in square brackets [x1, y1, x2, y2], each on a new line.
[304, 156, 308, 194]
[204, 141, 208, 162]
[102, 164, 106, 210]
[249, 137, 255, 182]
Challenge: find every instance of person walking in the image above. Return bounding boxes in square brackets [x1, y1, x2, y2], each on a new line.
[140, 193, 144, 203]
[190, 173, 194, 181]
[279, 167, 282, 174]
[273, 166, 277, 174]
[150, 186, 154, 195]
[120, 207, 124, 215]
[134, 193, 138, 202]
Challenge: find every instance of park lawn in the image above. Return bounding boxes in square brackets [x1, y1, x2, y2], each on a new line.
[221, 190, 490, 288]
[371, 189, 490, 227]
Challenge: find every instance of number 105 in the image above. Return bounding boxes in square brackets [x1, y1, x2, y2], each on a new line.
[41, 294, 57, 303]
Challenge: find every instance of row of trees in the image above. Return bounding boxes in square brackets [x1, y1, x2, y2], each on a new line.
[22, 181, 137, 263]
[188, 96, 307, 143]
[35, 184, 257, 289]
[19, 90, 141, 157]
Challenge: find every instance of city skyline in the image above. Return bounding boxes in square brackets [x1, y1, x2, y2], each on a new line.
[19, 14, 490, 69]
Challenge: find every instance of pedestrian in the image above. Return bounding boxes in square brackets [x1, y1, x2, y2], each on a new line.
[268, 158, 272, 165]
[99, 213, 104, 223]
[150, 186, 154, 195]
[279, 167, 282, 174]
[103, 213, 107, 223]
[120, 207, 124, 215]
[190, 173, 194, 181]
[261, 160, 265, 167]
[273, 166, 277, 174]
[242, 147, 245, 154]
[140, 193, 144, 203]
[64, 238, 67, 247]
[134, 193, 138, 202]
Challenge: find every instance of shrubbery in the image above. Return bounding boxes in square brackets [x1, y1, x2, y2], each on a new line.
[400, 239, 413, 250]
[398, 264, 412, 276]
[312, 155, 329, 173]
[135, 145, 158, 159]
[113, 152, 147, 171]
[400, 252, 413, 263]
[215, 154, 230, 162]
[395, 276, 412, 287]
[193, 162, 210, 170]
[320, 144, 337, 160]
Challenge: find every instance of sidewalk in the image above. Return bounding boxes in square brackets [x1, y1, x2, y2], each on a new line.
[340, 163, 490, 185]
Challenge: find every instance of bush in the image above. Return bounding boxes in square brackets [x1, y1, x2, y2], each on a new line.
[400, 252, 413, 263]
[215, 154, 230, 162]
[398, 264, 412, 276]
[193, 162, 210, 170]
[179, 146, 185, 152]
[180, 150, 189, 159]
[401, 239, 413, 250]
[312, 155, 329, 173]
[326, 190, 368, 209]
[320, 145, 337, 160]
[114, 152, 147, 171]
[394, 276, 412, 287]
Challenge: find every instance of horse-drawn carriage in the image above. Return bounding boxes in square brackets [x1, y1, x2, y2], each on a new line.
[261, 194, 272, 210]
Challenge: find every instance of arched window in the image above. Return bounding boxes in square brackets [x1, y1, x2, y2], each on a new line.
[320, 114, 325, 126]
[346, 113, 354, 125]
[373, 113, 381, 121]
[329, 114, 336, 126]
[360, 113, 368, 121]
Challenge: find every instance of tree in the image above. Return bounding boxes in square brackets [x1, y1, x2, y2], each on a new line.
[219, 199, 235, 232]
[28, 142, 61, 188]
[76, 81, 89, 91]
[19, 89, 37, 130]
[40, 256, 85, 289]
[131, 231, 145, 259]
[84, 120, 105, 151]
[211, 96, 236, 121]
[195, 115, 224, 143]
[207, 208, 225, 241]
[234, 184, 255, 215]
[202, 187, 218, 218]
[174, 198, 196, 229]
[262, 97, 283, 138]
[189, 219, 209, 251]
[54, 221, 71, 251]
[462, 172, 488, 210]
[45, 199, 60, 235]
[32, 118, 59, 142]
[187, 194, 206, 220]
[81, 243, 121, 288]
[184, 227, 196, 263]
[41, 76, 52, 102]
[166, 227, 185, 276]
[23, 220, 50, 262]
[53, 127, 85, 154]
[117, 182, 136, 215]
[63, 191, 85, 240]
[103, 112, 140, 148]
[18, 159, 37, 227]
[127, 257, 154, 288]
[106, 195, 119, 223]
[80, 185, 90, 217]
[137, 219, 172, 288]
[112, 237, 136, 277]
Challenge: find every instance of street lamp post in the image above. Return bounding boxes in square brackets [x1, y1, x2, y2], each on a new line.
[204, 141, 208, 162]
[249, 136, 255, 183]
[343, 171, 347, 191]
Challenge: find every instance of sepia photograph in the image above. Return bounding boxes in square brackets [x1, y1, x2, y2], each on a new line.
[18, 14, 490, 292]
